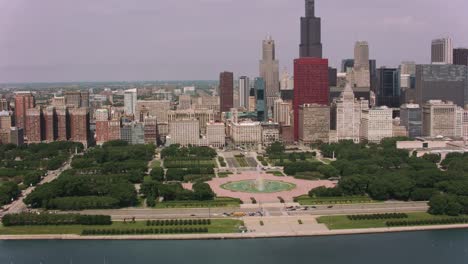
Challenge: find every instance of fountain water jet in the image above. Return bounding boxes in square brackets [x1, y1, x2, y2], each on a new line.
[255, 176, 265, 192]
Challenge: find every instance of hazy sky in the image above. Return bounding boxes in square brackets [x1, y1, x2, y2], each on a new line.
[0, 0, 467, 83]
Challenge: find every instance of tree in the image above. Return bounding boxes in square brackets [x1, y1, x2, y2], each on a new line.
[266, 142, 285, 155]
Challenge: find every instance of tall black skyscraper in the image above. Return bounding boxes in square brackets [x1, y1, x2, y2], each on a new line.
[299, 0, 322, 58]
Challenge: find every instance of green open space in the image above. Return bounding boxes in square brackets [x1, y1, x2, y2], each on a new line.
[267, 171, 284, 177]
[234, 155, 249, 167]
[0, 219, 243, 235]
[295, 195, 376, 205]
[317, 212, 462, 230]
[217, 172, 233, 178]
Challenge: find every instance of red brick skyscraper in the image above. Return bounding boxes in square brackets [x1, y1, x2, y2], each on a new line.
[25, 108, 43, 143]
[219, 71, 234, 112]
[69, 108, 90, 147]
[14, 92, 35, 132]
[293, 58, 329, 140]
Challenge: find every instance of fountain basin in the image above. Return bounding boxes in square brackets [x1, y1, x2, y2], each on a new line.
[220, 180, 296, 193]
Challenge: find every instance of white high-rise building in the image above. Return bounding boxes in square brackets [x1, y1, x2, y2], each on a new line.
[423, 100, 462, 138]
[360, 106, 393, 143]
[273, 98, 292, 126]
[168, 120, 200, 146]
[124, 89, 137, 116]
[206, 122, 225, 148]
[239, 76, 250, 109]
[331, 84, 369, 143]
[431, 38, 453, 64]
[280, 69, 294, 90]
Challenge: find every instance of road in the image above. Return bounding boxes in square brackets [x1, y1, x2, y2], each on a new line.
[70, 201, 429, 220]
[0, 155, 75, 218]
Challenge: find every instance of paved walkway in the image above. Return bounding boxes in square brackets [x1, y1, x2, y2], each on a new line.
[207, 172, 336, 203]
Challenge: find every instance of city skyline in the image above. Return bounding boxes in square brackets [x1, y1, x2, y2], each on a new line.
[0, 0, 467, 83]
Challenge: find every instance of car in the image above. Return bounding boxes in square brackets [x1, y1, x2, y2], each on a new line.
[327, 206, 334, 209]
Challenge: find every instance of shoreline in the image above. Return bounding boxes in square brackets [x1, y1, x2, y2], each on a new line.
[2, 224, 468, 241]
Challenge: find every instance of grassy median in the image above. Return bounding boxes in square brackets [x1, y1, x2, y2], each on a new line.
[317, 212, 464, 230]
[0, 219, 243, 235]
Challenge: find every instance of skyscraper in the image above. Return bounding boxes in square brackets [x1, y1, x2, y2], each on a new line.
[259, 36, 280, 112]
[219, 71, 234, 112]
[69, 108, 90, 147]
[376, 67, 400, 108]
[415, 64, 468, 107]
[254, 77, 266, 122]
[239, 76, 250, 109]
[14, 91, 35, 132]
[25, 108, 43, 143]
[293, 58, 329, 140]
[299, 0, 322, 58]
[352, 41, 371, 88]
[124, 89, 137, 116]
[454, 48, 468, 66]
[431, 38, 453, 64]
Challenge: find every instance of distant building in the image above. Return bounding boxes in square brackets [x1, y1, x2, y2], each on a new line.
[351, 41, 371, 89]
[454, 48, 468, 66]
[400, 104, 423, 138]
[206, 122, 225, 148]
[431, 38, 453, 64]
[44, 106, 57, 142]
[415, 64, 468, 107]
[136, 100, 170, 123]
[95, 109, 110, 145]
[298, 104, 330, 144]
[10, 127, 24, 146]
[144, 116, 158, 145]
[423, 100, 463, 138]
[124, 89, 137, 116]
[273, 98, 292, 126]
[14, 91, 35, 132]
[69, 108, 90, 147]
[63, 91, 89, 108]
[293, 57, 329, 140]
[360, 106, 393, 143]
[168, 119, 200, 146]
[330, 84, 368, 143]
[168, 109, 214, 135]
[0, 111, 12, 144]
[56, 106, 69, 141]
[230, 121, 262, 147]
[262, 122, 280, 146]
[239, 76, 250, 109]
[376, 67, 400, 107]
[0, 99, 9, 111]
[121, 122, 145, 145]
[178, 94, 192, 110]
[219, 72, 234, 112]
[260, 36, 280, 112]
[255, 77, 267, 121]
[25, 108, 42, 143]
[108, 119, 121, 141]
[300, 0, 323, 58]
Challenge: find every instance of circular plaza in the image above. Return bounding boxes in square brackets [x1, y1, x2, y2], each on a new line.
[207, 171, 336, 203]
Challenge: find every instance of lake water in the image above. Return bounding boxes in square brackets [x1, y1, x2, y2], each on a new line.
[1, 230, 468, 264]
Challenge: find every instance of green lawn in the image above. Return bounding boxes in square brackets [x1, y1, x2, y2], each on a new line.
[151, 160, 161, 168]
[0, 219, 243, 235]
[295, 195, 377, 205]
[317, 212, 461, 230]
[267, 171, 284, 177]
[155, 197, 242, 208]
[234, 156, 249, 167]
[218, 172, 233, 178]
[163, 159, 215, 168]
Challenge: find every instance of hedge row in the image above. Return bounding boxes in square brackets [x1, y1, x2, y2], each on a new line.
[348, 213, 408, 221]
[146, 219, 211, 226]
[2, 213, 111, 226]
[386, 218, 468, 227]
[81, 227, 209, 236]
